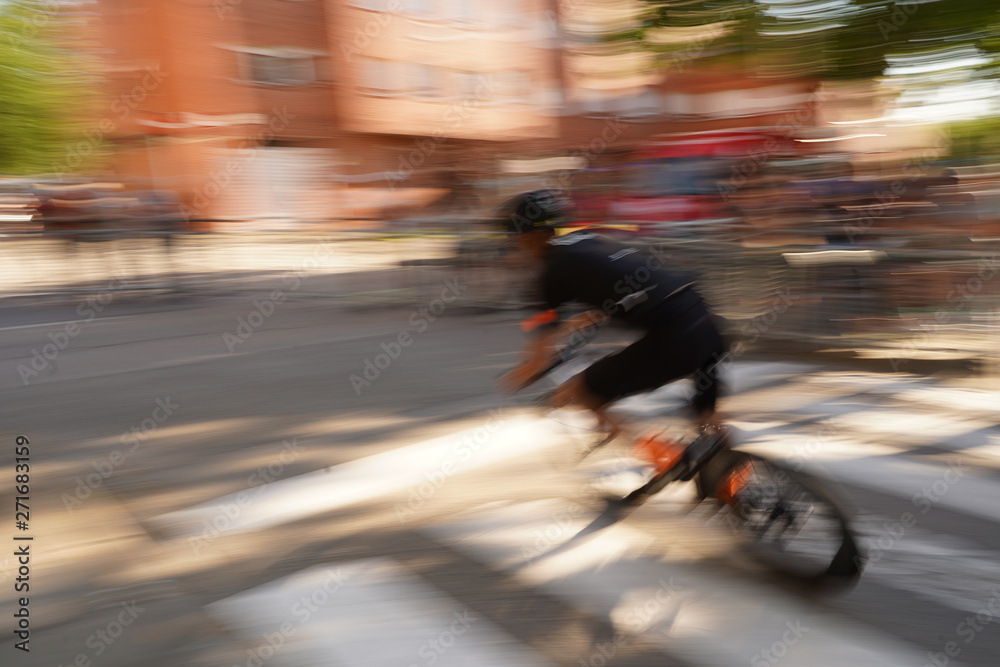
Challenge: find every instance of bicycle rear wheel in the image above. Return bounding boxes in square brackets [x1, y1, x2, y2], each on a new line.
[709, 452, 863, 585]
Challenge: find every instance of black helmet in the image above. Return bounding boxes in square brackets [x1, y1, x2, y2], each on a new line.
[498, 188, 569, 234]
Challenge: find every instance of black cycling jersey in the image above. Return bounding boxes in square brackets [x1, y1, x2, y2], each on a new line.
[540, 231, 703, 329]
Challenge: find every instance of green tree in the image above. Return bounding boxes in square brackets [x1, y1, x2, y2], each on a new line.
[0, 0, 100, 175]
[947, 115, 1000, 161]
[614, 0, 1000, 82]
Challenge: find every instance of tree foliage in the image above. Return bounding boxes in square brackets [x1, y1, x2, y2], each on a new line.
[616, 0, 1000, 82]
[0, 0, 99, 175]
[947, 115, 1000, 162]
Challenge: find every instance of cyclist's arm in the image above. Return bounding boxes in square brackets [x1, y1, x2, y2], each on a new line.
[500, 260, 607, 392]
[563, 308, 609, 332]
[499, 309, 561, 393]
[499, 303, 609, 393]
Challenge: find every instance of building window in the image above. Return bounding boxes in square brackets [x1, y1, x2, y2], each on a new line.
[359, 58, 398, 95]
[446, 0, 478, 24]
[404, 0, 435, 17]
[313, 56, 334, 83]
[243, 53, 316, 85]
[623, 88, 662, 120]
[410, 63, 440, 98]
[358, 60, 450, 99]
[451, 71, 480, 100]
[498, 70, 531, 104]
[534, 88, 563, 115]
[352, 0, 392, 10]
[482, 4, 521, 29]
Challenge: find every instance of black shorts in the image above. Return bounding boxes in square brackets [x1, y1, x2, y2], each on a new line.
[582, 311, 728, 413]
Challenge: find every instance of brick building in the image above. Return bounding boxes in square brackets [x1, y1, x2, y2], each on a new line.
[94, 0, 566, 225]
[91, 0, 824, 227]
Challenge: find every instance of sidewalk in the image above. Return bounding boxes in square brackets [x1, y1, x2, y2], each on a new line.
[3, 231, 998, 379]
[0, 232, 452, 292]
[0, 232, 528, 314]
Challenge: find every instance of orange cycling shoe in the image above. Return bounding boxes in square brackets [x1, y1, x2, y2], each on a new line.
[634, 433, 686, 476]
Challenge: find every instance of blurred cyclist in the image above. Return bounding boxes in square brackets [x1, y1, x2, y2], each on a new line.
[497, 189, 729, 497]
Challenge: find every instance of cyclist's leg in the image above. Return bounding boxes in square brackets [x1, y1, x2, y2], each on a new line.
[550, 373, 629, 440]
[550, 314, 728, 438]
[549, 328, 673, 441]
[690, 320, 729, 430]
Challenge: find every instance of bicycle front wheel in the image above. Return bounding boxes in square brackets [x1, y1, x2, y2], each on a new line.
[711, 452, 863, 585]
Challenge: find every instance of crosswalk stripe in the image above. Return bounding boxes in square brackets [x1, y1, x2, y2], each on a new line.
[724, 361, 824, 394]
[148, 412, 564, 539]
[964, 438, 1000, 460]
[831, 409, 996, 448]
[615, 361, 823, 419]
[799, 372, 999, 413]
[207, 558, 556, 666]
[145, 357, 1000, 667]
[801, 372, 928, 395]
[853, 515, 1000, 613]
[425, 499, 941, 667]
[893, 386, 1000, 415]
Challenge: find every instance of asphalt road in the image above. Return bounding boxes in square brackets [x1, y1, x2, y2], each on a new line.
[2, 292, 999, 667]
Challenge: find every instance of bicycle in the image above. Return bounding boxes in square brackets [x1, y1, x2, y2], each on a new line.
[513, 321, 865, 587]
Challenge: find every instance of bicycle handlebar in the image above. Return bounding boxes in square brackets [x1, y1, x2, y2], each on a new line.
[521, 319, 604, 388]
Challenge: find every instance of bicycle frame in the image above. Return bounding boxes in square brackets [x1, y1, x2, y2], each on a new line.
[517, 323, 738, 504]
[512, 320, 864, 584]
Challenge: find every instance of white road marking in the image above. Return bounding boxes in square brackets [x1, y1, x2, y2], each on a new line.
[150, 413, 566, 538]
[616, 361, 821, 419]
[208, 558, 554, 667]
[801, 372, 926, 395]
[425, 499, 940, 667]
[0, 316, 130, 331]
[855, 514, 1000, 613]
[965, 434, 1000, 460]
[892, 386, 1000, 415]
[724, 362, 823, 394]
[832, 409, 996, 447]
